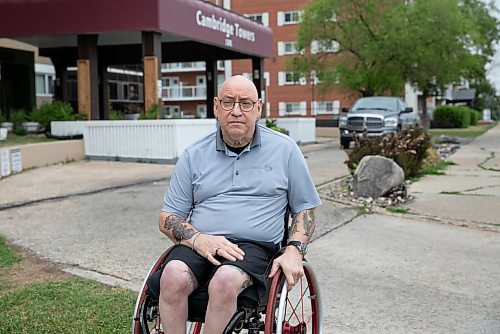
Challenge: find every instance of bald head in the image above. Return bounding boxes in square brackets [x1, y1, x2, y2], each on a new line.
[218, 75, 258, 100]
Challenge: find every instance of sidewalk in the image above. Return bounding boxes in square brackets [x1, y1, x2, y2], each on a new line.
[403, 122, 500, 229]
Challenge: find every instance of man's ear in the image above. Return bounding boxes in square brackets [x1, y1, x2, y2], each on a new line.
[257, 98, 263, 119]
[213, 97, 219, 119]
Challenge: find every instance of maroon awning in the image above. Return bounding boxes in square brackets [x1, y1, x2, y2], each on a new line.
[0, 0, 273, 58]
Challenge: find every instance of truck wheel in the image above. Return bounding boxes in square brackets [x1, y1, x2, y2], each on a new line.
[340, 138, 350, 149]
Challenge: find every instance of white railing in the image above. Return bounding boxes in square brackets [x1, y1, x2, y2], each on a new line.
[260, 118, 316, 144]
[161, 62, 205, 72]
[52, 120, 216, 162]
[161, 61, 225, 72]
[163, 85, 207, 100]
[51, 118, 316, 162]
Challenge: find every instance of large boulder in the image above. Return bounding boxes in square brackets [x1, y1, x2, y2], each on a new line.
[353, 155, 405, 198]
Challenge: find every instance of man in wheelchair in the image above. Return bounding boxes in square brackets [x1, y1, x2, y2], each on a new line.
[152, 75, 321, 333]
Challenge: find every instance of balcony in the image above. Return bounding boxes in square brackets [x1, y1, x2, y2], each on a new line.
[161, 61, 226, 73]
[162, 84, 207, 101]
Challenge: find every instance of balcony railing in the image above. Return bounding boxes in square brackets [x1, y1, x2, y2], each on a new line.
[163, 84, 207, 100]
[161, 61, 226, 72]
[162, 84, 224, 101]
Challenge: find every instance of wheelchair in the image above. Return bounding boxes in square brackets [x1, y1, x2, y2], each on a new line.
[132, 213, 323, 333]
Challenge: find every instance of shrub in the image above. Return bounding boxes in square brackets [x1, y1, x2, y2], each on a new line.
[11, 110, 27, 136]
[433, 105, 472, 128]
[265, 119, 289, 135]
[30, 101, 76, 132]
[470, 109, 480, 125]
[139, 104, 160, 120]
[345, 126, 431, 179]
[109, 108, 124, 120]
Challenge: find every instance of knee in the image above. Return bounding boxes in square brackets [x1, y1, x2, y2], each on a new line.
[159, 260, 197, 300]
[208, 266, 246, 303]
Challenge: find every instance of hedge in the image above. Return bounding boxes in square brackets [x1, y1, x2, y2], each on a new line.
[433, 105, 477, 128]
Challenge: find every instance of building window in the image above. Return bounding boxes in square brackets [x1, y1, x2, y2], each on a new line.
[278, 72, 306, 86]
[279, 101, 307, 116]
[245, 13, 269, 26]
[285, 72, 301, 84]
[312, 100, 340, 115]
[35, 73, 55, 96]
[277, 11, 302, 26]
[164, 105, 181, 118]
[285, 11, 300, 24]
[311, 40, 340, 54]
[109, 82, 118, 100]
[278, 41, 300, 56]
[196, 104, 207, 118]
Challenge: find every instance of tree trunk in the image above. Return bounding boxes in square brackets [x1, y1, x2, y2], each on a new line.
[421, 92, 430, 130]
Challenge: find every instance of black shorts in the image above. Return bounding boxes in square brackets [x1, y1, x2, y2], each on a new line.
[149, 239, 280, 303]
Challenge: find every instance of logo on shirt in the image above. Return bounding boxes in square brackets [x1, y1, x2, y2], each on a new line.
[250, 164, 273, 172]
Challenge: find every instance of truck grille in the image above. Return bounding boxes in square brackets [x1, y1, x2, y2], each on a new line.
[348, 116, 383, 129]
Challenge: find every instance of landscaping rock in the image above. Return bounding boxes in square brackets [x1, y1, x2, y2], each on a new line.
[352, 155, 405, 198]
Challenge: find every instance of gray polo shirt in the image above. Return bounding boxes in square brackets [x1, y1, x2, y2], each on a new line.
[162, 124, 322, 244]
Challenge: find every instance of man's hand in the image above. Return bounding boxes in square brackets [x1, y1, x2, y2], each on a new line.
[268, 246, 304, 291]
[193, 234, 245, 266]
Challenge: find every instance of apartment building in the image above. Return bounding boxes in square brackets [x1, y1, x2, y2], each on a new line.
[174, 0, 356, 122]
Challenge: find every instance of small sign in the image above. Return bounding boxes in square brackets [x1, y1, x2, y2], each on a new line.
[10, 148, 22, 173]
[0, 149, 11, 177]
[483, 109, 491, 121]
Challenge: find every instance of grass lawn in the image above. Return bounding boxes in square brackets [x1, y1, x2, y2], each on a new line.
[0, 235, 136, 334]
[0, 133, 56, 148]
[429, 121, 497, 139]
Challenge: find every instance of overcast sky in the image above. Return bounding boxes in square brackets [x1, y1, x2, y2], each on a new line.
[486, 0, 500, 94]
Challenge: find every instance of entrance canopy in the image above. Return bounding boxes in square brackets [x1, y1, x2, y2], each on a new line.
[0, 0, 273, 119]
[0, 0, 273, 59]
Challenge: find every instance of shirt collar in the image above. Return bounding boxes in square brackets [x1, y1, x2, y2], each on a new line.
[216, 123, 262, 152]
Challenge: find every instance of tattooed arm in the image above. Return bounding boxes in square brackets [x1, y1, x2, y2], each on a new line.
[287, 208, 317, 245]
[269, 208, 317, 290]
[158, 211, 245, 265]
[158, 211, 199, 248]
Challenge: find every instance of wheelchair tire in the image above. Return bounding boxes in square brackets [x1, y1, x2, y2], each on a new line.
[264, 261, 323, 333]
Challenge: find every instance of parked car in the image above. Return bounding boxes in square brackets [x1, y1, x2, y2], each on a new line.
[339, 96, 421, 149]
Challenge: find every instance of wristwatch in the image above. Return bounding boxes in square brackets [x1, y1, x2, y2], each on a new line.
[287, 241, 308, 255]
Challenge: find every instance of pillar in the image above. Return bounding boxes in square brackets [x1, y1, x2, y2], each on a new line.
[252, 57, 264, 99]
[77, 34, 99, 119]
[142, 31, 162, 114]
[205, 58, 217, 119]
[99, 61, 110, 120]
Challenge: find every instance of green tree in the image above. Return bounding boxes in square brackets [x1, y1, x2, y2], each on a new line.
[293, 0, 499, 120]
[399, 0, 499, 122]
[294, 0, 404, 97]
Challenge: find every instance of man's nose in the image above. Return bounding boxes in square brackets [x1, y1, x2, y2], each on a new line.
[231, 104, 243, 115]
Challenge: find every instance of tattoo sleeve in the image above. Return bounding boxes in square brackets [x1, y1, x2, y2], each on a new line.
[160, 213, 198, 244]
[288, 209, 317, 241]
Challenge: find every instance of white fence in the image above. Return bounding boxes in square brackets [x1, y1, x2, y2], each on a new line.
[272, 118, 316, 145]
[52, 118, 316, 162]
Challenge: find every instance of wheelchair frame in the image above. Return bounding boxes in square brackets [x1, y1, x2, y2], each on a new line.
[132, 211, 323, 333]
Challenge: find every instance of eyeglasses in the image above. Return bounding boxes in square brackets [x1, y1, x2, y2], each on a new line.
[217, 98, 258, 112]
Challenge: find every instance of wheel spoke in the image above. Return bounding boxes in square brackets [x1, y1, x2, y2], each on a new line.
[286, 282, 310, 323]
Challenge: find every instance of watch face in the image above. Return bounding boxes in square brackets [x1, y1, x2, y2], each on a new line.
[288, 241, 307, 255]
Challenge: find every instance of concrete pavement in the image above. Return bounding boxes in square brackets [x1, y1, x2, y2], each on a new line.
[0, 126, 499, 333]
[402, 122, 500, 229]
